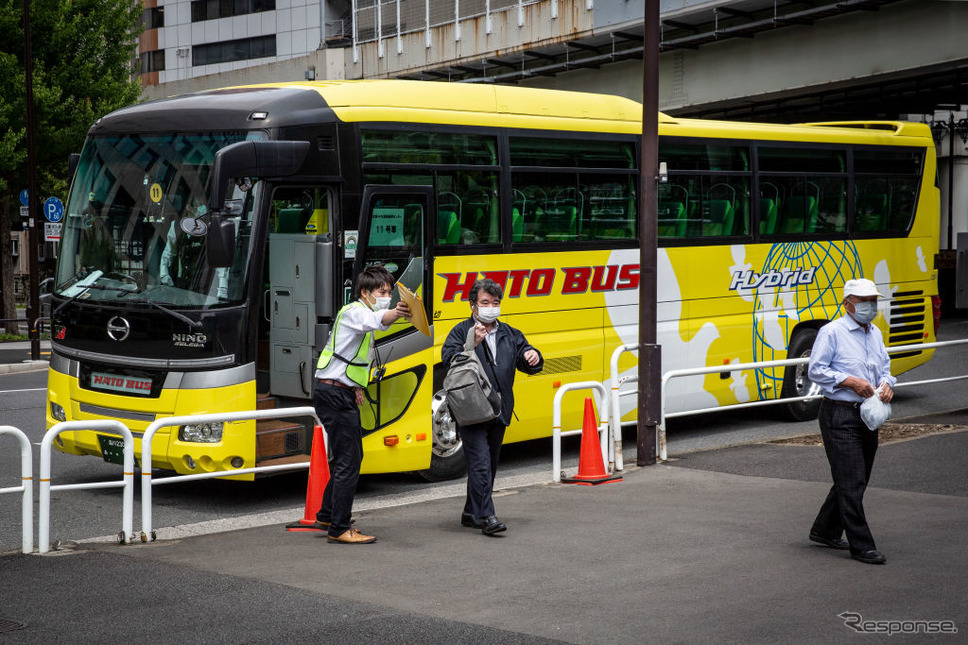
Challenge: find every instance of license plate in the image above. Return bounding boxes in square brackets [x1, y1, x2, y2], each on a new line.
[97, 434, 133, 466]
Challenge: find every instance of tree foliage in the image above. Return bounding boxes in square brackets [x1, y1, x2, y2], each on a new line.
[0, 0, 143, 196]
[0, 0, 142, 326]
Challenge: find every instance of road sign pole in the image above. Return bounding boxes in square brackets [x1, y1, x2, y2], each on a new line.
[23, 0, 41, 362]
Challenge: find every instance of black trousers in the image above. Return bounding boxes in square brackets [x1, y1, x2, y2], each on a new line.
[812, 399, 879, 554]
[313, 382, 363, 537]
[459, 419, 506, 519]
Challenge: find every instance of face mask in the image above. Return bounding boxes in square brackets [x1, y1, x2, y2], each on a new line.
[477, 306, 500, 324]
[366, 295, 392, 311]
[850, 301, 877, 325]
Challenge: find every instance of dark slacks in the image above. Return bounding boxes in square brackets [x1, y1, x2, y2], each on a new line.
[459, 419, 506, 519]
[313, 382, 363, 537]
[812, 399, 879, 554]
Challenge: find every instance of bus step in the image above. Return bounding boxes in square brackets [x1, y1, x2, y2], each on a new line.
[256, 393, 278, 410]
[256, 419, 305, 459]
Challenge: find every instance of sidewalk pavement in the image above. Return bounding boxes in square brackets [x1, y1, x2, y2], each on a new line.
[2, 426, 966, 644]
[0, 341, 49, 374]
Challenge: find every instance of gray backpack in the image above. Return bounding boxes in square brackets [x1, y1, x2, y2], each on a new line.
[443, 328, 502, 426]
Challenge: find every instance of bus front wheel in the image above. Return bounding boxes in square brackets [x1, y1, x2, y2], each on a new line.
[780, 328, 822, 421]
[418, 390, 467, 481]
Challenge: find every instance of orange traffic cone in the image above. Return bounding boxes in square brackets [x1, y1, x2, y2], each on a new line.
[286, 425, 330, 531]
[561, 397, 622, 486]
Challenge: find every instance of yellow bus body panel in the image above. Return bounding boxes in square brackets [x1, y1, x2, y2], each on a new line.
[47, 367, 258, 481]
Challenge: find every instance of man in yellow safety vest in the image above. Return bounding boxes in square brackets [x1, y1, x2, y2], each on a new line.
[314, 264, 409, 544]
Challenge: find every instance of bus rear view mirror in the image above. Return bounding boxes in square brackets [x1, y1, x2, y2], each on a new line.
[207, 140, 310, 214]
[207, 214, 236, 268]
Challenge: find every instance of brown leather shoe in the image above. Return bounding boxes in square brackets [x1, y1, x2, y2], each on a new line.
[328, 528, 376, 544]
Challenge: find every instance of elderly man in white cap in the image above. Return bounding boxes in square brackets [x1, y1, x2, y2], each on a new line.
[806, 278, 895, 565]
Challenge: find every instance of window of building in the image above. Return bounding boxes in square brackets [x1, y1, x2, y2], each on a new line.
[191, 0, 276, 22]
[143, 6, 165, 29]
[140, 49, 166, 73]
[192, 36, 276, 66]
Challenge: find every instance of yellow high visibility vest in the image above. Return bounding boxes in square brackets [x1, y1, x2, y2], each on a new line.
[316, 302, 372, 387]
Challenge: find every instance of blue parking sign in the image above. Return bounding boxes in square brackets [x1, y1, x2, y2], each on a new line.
[44, 196, 64, 223]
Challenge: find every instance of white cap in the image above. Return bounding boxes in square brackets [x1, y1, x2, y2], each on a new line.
[843, 278, 882, 299]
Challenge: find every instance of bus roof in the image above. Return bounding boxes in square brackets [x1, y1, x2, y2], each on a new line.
[98, 79, 933, 145]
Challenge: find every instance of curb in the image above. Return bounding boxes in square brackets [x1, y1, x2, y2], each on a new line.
[0, 361, 49, 375]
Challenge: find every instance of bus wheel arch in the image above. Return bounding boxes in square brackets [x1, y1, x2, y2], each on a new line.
[417, 363, 467, 481]
[780, 324, 824, 421]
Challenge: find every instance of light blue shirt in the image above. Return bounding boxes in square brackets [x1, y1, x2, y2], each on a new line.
[807, 314, 896, 403]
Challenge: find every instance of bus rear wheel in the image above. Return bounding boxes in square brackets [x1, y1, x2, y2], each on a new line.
[780, 328, 822, 421]
[418, 390, 467, 482]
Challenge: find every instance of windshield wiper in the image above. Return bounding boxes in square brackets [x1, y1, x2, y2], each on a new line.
[51, 272, 130, 316]
[114, 293, 202, 330]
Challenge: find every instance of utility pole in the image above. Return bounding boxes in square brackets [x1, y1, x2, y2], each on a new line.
[637, 0, 660, 466]
[24, 0, 41, 361]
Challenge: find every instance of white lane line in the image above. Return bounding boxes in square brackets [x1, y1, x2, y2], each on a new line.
[77, 470, 555, 544]
[0, 388, 46, 393]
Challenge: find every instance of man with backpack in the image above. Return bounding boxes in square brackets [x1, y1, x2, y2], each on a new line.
[442, 278, 543, 536]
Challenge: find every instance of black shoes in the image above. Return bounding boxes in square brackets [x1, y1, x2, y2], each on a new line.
[461, 512, 486, 529]
[809, 532, 850, 550]
[851, 549, 887, 565]
[481, 516, 507, 536]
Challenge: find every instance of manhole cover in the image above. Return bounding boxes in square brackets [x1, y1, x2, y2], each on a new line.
[0, 617, 26, 633]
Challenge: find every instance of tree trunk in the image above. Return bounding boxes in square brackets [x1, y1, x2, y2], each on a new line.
[0, 196, 19, 334]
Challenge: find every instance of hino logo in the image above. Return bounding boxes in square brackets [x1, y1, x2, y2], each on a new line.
[729, 267, 817, 291]
[106, 316, 130, 342]
[173, 332, 208, 347]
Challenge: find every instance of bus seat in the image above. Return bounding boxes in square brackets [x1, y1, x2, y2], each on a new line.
[437, 210, 460, 244]
[759, 198, 778, 235]
[512, 208, 524, 242]
[781, 196, 817, 234]
[276, 208, 304, 233]
[658, 201, 686, 237]
[856, 193, 888, 231]
[706, 200, 734, 236]
[545, 206, 577, 241]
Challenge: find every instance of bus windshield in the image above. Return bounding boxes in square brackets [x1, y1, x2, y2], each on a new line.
[55, 131, 266, 308]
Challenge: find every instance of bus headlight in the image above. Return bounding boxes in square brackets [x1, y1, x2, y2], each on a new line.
[179, 422, 223, 443]
[50, 402, 67, 422]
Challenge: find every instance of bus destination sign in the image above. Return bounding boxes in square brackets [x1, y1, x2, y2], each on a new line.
[90, 372, 153, 396]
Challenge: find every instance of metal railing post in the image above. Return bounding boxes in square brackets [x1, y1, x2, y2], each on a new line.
[1, 426, 34, 554]
[39, 420, 134, 554]
[552, 381, 609, 483]
[609, 343, 638, 472]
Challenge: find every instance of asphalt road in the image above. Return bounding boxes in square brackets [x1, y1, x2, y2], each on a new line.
[2, 316, 967, 553]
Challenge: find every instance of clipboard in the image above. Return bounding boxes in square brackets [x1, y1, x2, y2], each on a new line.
[397, 282, 431, 336]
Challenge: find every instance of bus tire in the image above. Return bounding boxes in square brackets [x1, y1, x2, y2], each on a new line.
[780, 328, 822, 421]
[418, 390, 467, 482]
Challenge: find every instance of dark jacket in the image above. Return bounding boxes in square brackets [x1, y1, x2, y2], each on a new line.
[442, 317, 544, 426]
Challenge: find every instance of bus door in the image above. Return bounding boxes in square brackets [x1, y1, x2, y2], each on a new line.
[353, 185, 435, 472]
[266, 186, 336, 400]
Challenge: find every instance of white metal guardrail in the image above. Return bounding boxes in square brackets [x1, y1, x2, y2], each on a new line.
[608, 343, 639, 473]
[551, 381, 609, 483]
[657, 338, 968, 461]
[39, 420, 135, 554]
[140, 407, 321, 542]
[1, 425, 34, 554]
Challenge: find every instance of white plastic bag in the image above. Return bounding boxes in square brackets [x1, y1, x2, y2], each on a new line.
[860, 386, 891, 431]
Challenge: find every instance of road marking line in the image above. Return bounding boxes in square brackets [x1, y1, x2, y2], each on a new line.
[0, 388, 47, 393]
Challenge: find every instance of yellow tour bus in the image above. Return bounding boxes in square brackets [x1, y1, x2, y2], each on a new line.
[46, 80, 939, 480]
